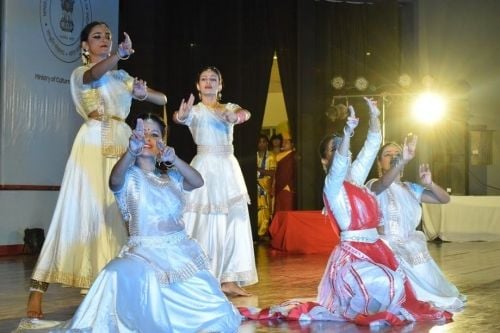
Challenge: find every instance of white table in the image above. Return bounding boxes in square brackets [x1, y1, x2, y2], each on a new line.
[422, 195, 500, 241]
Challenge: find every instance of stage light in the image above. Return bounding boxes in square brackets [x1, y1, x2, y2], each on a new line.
[354, 76, 368, 91]
[411, 92, 446, 124]
[398, 74, 412, 88]
[331, 76, 345, 90]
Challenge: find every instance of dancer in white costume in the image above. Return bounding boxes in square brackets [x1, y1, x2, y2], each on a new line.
[366, 135, 466, 311]
[26, 21, 167, 318]
[173, 66, 258, 296]
[17, 114, 241, 332]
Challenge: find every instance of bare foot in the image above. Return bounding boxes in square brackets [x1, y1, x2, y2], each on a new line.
[221, 282, 252, 297]
[27, 291, 43, 318]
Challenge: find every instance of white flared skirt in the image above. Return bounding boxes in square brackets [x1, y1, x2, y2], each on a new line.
[183, 152, 258, 286]
[31, 120, 129, 288]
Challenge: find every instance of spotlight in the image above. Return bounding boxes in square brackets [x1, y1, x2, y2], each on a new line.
[398, 74, 412, 88]
[411, 92, 446, 124]
[354, 77, 368, 91]
[331, 76, 345, 90]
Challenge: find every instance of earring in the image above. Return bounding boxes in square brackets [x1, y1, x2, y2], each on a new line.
[217, 91, 222, 101]
[377, 163, 383, 178]
[81, 48, 90, 65]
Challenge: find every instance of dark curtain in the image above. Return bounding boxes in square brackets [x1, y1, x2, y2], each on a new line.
[119, 0, 276, 238]
[270, 0, 298, 140]
[314, 0, 400, 148]
[298, 0, 401, 209]
[118, 0, 402, 217]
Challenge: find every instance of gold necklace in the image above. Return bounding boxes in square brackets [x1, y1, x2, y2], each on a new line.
[203, 101, 221, 111]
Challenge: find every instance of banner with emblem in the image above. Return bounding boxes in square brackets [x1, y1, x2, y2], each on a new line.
[0, 0, 118, 186]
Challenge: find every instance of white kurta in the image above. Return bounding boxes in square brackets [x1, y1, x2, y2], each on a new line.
[30, 66, 132, 288]
[181, 102, 258, 286]
[365, 180, 466, 311]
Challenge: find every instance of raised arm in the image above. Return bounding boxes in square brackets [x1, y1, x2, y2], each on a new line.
[109, 119, 145, 192]
[173, 94, 195, 125]
[157, 142, 204, 191]
[324, 106, 359, 201]
[349, 97, 382, 185]
[83, 32, 133, 84]
[370, 134, 418, 195]
[419, 163, 450, 204]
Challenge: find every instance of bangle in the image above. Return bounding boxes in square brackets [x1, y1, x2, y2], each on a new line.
[116, 51, 130, 60]
[127, 147, 141, 157]
[343, 126, 354, 137]
[234, 110, 249, 124]
[159, 156, 176, 169]
[134, 92, 148, 101]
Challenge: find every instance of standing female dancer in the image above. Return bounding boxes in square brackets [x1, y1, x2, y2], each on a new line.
[173, 66, 258, 296]
[27, 21, 167, 318]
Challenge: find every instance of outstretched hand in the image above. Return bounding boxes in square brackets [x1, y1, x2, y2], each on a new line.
[177, 94, 195, 120]
[129, 118, 145, 155]
[344, 105, 359, 136]
[364, 97, 380, 118]
[118, 32, 134, 58]
[133, 77, 148, 99]
[402, 133, 418, 163]
[221, 108, 238, 123]
[419, 163, 433, 187]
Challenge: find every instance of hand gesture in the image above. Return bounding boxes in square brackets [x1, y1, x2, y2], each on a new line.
[117, 32, 134, 58]
[133, 78, 148, 100]
[129, 118, 145, 155]
[402, 133, 418, 163]
[364, 97, 380, 118]
[177, 94, 195, 120]
[344, 105, 359, 136]
[157, 141, 177, 164]
[419, 163, 433, 187]
[221, 109, 238, 123]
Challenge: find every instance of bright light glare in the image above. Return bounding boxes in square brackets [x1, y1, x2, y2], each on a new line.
[411, 92, 446, 124]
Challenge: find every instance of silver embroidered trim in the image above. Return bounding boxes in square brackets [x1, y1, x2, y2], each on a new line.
[404, 251, 432, 266]
[125, 251, 210, 286]
[197, 144, 234, 155]
[220, 269, 258, 286]
[141, 169, 172, 188]
[185, 193, 250, 214]
[128, 232, 187, 248]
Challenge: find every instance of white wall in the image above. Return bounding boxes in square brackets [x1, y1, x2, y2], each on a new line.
[0, 0, 119, 246]
[0, 192, 59, 244]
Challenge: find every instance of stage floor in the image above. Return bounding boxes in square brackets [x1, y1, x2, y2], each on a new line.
[1, 240, 500, 332]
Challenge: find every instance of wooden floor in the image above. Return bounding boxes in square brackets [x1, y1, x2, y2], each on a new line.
[1, 240, 500, 332]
